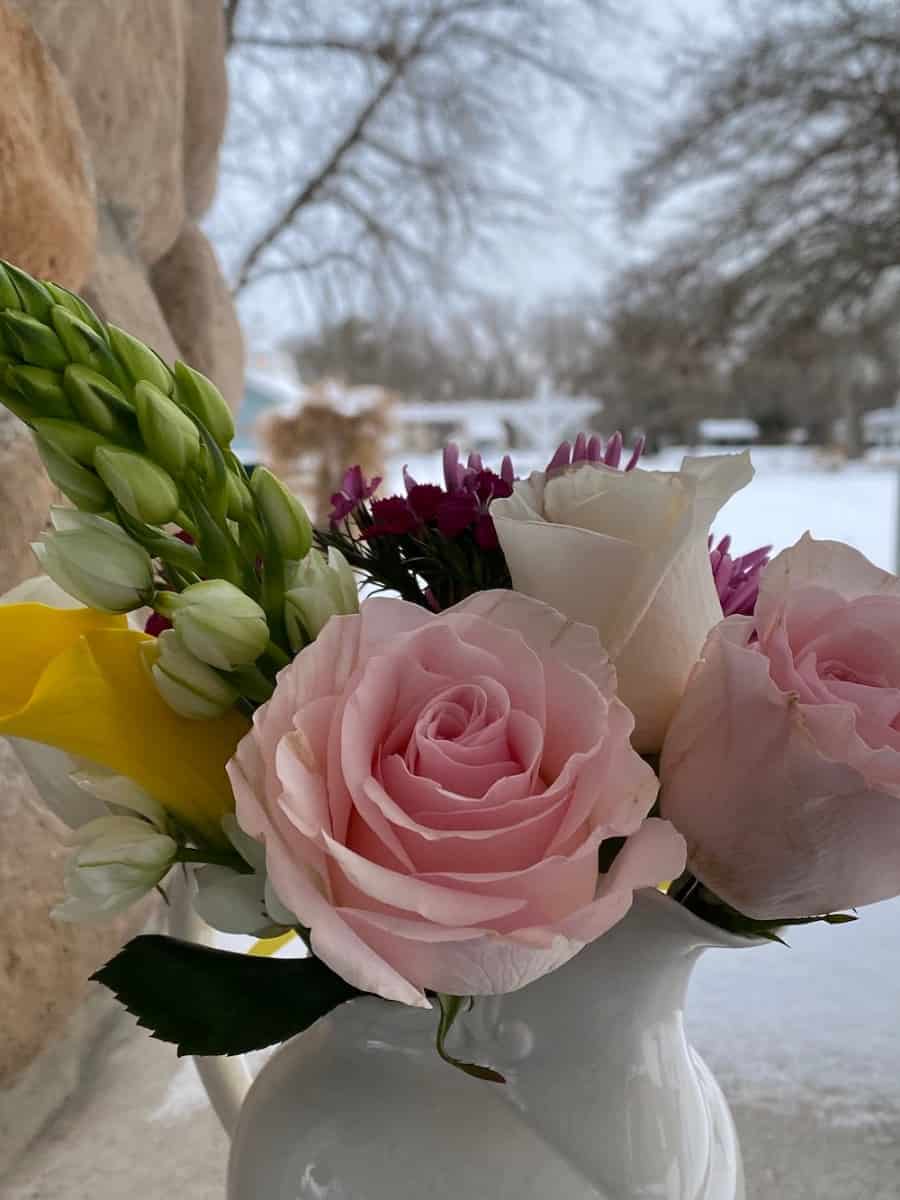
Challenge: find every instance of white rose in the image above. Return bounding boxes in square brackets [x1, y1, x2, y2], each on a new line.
[491, 453, 753, 752]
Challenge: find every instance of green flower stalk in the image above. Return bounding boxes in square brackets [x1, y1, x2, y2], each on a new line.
[0, 259, 357, 692]
[33, 508, 154, 613]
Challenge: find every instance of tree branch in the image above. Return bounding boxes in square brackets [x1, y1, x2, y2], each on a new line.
[224, 0, 242, 51]
[234, 12, 444, 293]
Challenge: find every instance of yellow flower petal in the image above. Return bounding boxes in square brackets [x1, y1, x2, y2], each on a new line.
[0, 604, 248, 845]
[249, 930, 297, 957]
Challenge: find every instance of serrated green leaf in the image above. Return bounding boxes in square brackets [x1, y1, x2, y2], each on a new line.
[92, 934, 361, 1057]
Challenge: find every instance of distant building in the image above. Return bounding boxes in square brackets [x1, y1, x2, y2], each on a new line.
[696, 418, 760, 447]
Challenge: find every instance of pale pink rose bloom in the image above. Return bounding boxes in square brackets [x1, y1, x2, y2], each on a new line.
[661, 533, 900, 919]
[229, 590, 685, 1006]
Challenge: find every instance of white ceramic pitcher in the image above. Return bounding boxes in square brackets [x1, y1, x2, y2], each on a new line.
[174, 886, 756, 1200]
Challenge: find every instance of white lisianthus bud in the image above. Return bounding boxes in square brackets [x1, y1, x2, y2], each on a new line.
[52, 814, 177, 922]
[143, 628, 240, 719]
[32, 508, 154, 612]
[250, 466, 313, 561]
[284, 547, 358, 650]
[155, 579, 270, 670]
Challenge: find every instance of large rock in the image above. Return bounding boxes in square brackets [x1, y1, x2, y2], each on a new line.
[85, 206, 182, 364]
[0, 0, 96, 287]
[0, 412, 54, 592]
[183, 0, 229, 219]
[0, 740, 151, 1090]
[151, 222, 245, 410]
[20, 0, 187, 267]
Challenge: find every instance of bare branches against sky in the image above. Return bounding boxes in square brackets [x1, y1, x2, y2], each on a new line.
[216, 0, 623, 325]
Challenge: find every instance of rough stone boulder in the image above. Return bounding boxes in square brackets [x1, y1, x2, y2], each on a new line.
[0, 0, 243, 1148]
[0, 1, 96, 287]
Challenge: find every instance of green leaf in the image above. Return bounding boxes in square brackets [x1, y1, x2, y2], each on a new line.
[92, 934, 361, 1057]
[435, 993, 506, 1084]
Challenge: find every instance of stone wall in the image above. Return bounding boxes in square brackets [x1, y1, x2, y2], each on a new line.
[0, 0, 243, 1114]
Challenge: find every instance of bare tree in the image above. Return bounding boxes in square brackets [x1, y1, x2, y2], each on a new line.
[617, 0, 900, 453]
[215, 0, 618, 323]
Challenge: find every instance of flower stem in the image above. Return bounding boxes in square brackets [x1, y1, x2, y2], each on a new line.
[176, 847, 253, 874]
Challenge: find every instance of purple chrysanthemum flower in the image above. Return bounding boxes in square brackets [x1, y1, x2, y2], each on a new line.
[546, 432, 644, 474]
[710, 534, 772, 617]
[330, 465, 382, 524]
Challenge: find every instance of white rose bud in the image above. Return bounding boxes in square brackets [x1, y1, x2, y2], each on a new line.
[155, 579, 270, 670]
[53, 814, 177, 922]
[492, 453, 753, 752]
[143, 628, 240, 719]
[32, 507, 154, 613]
[284, 547, 358, 649]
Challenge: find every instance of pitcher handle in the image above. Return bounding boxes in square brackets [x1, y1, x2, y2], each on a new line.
[168, 869, 253, 1135]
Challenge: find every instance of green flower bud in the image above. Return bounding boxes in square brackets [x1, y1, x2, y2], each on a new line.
[0, 309, 68, 369]
[226, 469, 253, 520]
[32, 418, 110, 465]
[284, 547, 358, 649]
[53, 813, 178, 921]
[50, 306, 129, 390]
[173, 361, 235, 448]
[2, 261, 53, 319]
[0, 386, 36, 425]
[143, 628, 240, 720]
[108, 325, 173, 394]
[156, 579, 270, 670]
[44, 282, 108, 340]
[134, 380, 200, 477]
[63, 363, 133, 439]
[32, 508, 154, 612]
[251, 466, 313, 562]
[35, 436, 111, 512]
[0, 262, 22, 310]
[5, 364, 72, 419]
[93, 445, 180, 525]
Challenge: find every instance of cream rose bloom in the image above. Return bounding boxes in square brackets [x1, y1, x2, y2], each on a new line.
[491, 453, 753, 752]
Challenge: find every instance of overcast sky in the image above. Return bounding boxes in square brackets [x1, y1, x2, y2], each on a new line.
[209, 0, 736, 351]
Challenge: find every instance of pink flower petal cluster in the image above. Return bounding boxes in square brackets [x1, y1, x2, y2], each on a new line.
[230, 590, 685, 1004]
[662, 534, 900, 919]
[709, 534, 772, 617]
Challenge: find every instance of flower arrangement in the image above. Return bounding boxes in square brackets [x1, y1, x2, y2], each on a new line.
[0, 259, 892, 1082]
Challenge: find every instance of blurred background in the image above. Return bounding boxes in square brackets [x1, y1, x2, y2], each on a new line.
[1, 1, 899, 1197]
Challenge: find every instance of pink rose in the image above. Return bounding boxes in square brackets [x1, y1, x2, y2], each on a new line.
[661, 533, 900, 919]
[229, 590, 684, 1006]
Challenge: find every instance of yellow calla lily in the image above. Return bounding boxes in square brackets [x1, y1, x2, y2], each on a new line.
[0, 603, 249, 846]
